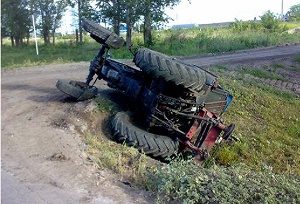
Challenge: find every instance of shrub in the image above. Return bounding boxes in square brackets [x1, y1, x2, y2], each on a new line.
[260, 10, 281, 32]
[148, 159, 300, 204]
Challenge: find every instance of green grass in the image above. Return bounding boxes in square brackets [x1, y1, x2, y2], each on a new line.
[84, 132, 149, 187]
[1, 42, 96, 68]
[150, 28, 300, 56]
[239, 68, 288, 81]
[214, 77, 300, 174]
[296, 55, 300, 63]
[1, 41, 133, 69]
[94, 97, 119, 113]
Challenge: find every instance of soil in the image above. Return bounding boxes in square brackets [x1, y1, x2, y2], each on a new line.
[1, 44, 300, 204]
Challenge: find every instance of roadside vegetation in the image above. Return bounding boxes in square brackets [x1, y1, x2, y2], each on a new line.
[78, 52, 300, 203]
[2, 20, 300, 68]
[2, 15, 300, 204]
[84, 72, 300, 203]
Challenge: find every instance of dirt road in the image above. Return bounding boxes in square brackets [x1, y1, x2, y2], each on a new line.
[1, 44, 300, 204]
[182, 43, 300, 67]
[1, 63, 153, 204]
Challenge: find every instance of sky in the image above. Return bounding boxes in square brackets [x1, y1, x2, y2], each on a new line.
[59, 0, 299, 34]
[165, 0, 299, 26]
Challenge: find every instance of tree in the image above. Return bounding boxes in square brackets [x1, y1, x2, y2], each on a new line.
[139, 0, 180, 46]
[125, 4, 133, 48]
[260, 10, 280, 32]
[96, 0, 126, 36]
[68, 0, 99, 43]
[96, 0, 181, 47]
[51, 1, 68, 44]
[289, 4, 300, 21]
[31, 0, 67, 45]
[124, 0, 141, 48]
[96, 0, 141, 48]
[1, 0, 31, 46]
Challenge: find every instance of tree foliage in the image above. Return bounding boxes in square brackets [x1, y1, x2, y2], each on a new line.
[260, 10, 280, 32]
[1, 0, 31, 46]
[96, 0, 180, 47]
[138, 0, 180, 46]
[31, 0, 67, 45]
[2, 0, 67, 46]
[289, 4, 300, 21]
[68, 0, 99, 43]
[1, 0, 182, 47]
[96, 0, 126, 36]
[230, 18, 262, 32]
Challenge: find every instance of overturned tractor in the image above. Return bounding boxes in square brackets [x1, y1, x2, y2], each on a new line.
[56, 18, 235, 163]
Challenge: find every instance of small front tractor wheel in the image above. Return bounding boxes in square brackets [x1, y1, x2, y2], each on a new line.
[82, 18, 124, 49]
[56, 79, 98, 101]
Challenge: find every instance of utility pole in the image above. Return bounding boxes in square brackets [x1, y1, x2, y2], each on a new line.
[281, 0, 284, 20]
[32, 15, 39, 59]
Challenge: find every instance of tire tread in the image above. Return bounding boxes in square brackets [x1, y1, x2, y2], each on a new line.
[112, 112, 178, 160]
[134, 48, 207, 92]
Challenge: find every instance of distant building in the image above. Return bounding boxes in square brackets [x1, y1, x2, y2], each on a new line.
[120, 26, 127, 33]
[282, 11, 291, 21]
[170, 22, 234, 30]
[171, 24, 199, 29]
[198, 22, 232, 28]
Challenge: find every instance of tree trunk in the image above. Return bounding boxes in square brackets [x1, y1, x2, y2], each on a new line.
[26, 31, 30, 46]
[19, 29, 24, 46]
[144, 1, 152, 47]
[44, 32, 50, 45]
[76, 29, 79, 44]
[10, 35, 15, 47]
[15, 29, 21, 46]
[43, 34, 47, 45]
[42, 18, 51, 45]
[112, 0, 120, 36]
[15, 37, 20, 47]
[126, 5, 132, 48]
[52, 30, 55, 45]
[112, 11, 120, 36]
[113, 20, 120, 36]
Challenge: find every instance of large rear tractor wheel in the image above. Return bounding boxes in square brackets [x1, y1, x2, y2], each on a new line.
[111, 112, 179, 161]
[133, 48, 208, 92]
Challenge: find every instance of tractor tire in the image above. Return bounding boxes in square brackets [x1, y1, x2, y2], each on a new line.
[82, 18, 124, 49]
[112, 112, 179, 161]
[133, 48, 207, 92]
[56, 79, 98, 101]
